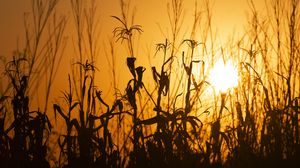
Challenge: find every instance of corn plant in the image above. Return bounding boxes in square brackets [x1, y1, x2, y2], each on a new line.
[1, 54, 52, 168]
[54, 61, 125, 167]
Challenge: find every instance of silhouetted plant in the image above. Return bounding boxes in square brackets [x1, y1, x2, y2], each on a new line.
[54, 61, 125, 168]
[1, 54, 52, 168]
[1, 0, 300, 167]
[112, 16, 143, 57]
[152, 39, 172, 132]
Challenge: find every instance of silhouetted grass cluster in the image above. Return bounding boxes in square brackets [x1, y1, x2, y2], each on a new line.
[1, 0, 300, 168]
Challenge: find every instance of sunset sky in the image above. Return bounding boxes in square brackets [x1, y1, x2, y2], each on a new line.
[0, 0, 266, 109]
[0, 0, 265, 56]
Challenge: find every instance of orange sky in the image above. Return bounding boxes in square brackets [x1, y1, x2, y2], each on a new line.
[0, 0, 266, 56]
[0, 0, 265, 109]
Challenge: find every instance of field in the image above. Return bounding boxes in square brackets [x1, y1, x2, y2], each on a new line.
[0, 0, 299, 167]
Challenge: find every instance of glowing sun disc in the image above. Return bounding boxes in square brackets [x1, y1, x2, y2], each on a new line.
[209, 59, 238, 93]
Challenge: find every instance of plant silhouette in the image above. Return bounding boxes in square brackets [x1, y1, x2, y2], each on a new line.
[0, 0, 300, 168]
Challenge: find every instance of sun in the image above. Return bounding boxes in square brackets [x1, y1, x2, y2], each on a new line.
[209, 59, 238, 93]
